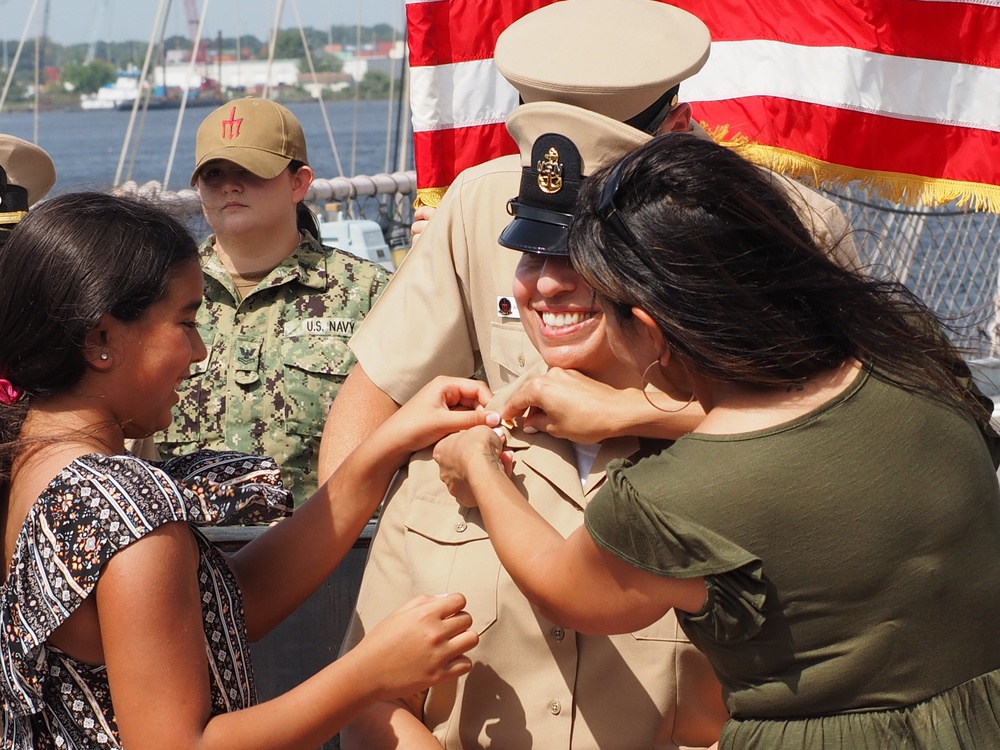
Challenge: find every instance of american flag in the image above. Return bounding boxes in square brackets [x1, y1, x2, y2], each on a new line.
[405, 0, 1000, 212]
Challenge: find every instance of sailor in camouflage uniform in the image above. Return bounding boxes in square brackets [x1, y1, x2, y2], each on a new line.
[156, 97, 389, 507]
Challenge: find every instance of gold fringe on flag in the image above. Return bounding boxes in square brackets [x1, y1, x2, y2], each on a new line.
[414, 187, 449, 210]
[705, 124, 1000, 215]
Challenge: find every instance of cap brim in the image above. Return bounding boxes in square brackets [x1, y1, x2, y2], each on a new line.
[190, 147, 292, 185]
[498, 216, 569, 255]
[0, 135, 56, 205]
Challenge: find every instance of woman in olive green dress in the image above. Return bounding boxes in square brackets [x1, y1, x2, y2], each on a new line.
[434, 133, 1000, 748]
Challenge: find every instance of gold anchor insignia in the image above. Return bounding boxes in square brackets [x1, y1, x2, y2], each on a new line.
[537, 147, 564, 194]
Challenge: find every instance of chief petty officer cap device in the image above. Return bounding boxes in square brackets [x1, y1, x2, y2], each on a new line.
[498, 102, 650, 256]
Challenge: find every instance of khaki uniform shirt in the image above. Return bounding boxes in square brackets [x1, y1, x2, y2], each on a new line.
[351, 137, 860, 403]
[157, 233, 389, 505]
[341, 376, 725, 750]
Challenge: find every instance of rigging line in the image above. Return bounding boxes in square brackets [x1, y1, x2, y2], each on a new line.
[263, 0, 286, 99]
[234, 0, 242, 92]
[290, 0, 345, 177]
[115, 0, 170, 186]
[124, 80, 152, 182]
[122, 3, 168, 183]
[350, 0, 361, 181]
[393, 20, 410, 176]
[0, 0, 41, 115]
[164, 0, 211, 188]
[85, 0, 111, 64]
[124, 19, 169, 184]
[33, 0, 43, 144]
[383, 1, 399, 175]
[127, 10, 173, 183]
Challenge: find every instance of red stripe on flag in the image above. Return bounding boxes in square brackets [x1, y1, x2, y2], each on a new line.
[413, 123, 518, 190]
[407, 0, 553, 67]
[697, 97, 1000, 187]
[667, 0, 1000, 68]
[407, 0, 1000, 210]
[408, 1, 1000, 69]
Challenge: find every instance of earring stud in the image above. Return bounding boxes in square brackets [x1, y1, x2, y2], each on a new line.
[100, 353, 109, 361]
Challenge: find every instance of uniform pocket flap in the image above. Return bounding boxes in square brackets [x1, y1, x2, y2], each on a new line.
[282, 337, 355, 377]
[489, 322, 536, 378]
[405, 497, 490, 545]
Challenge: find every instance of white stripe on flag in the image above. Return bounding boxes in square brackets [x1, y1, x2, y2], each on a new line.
[410, 60, 518, 132]
[908, 0, 1000, 6]
[414, 40, 1000, 135]
[684, 40, 1000, 133]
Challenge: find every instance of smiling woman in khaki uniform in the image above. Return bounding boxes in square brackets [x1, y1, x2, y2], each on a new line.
[339, 108, 727, 750]
[318, 0, 861, 477]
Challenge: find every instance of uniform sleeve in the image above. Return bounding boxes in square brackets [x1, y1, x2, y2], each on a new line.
[774, 175, 862, 272]
[585, 462, 766, 645]
[349, 173, 479, 404]
[339, 462, 421, 657]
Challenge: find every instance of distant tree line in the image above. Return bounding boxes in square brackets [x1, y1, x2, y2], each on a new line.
[1, 23, 400, 93]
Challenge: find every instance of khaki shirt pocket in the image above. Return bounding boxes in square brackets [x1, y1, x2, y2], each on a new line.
[630, 610, 689, 643]
[489, 322, 539, 383]
[161, 352, 213, 449]
[282, 337, 355, 436]
[404, 497, 500, 636]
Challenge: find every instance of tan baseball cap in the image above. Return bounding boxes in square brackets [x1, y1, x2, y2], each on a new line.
[498, 101, 651, 255]
[494, 0, 711, 126]
[191, 97, 308, 185]
[0, 134, 56, 207]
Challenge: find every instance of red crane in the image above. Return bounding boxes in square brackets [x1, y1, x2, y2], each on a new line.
[183, 0, 208, 63]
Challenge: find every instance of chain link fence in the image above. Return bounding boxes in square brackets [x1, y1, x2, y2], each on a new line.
[819, 182, 999, 358]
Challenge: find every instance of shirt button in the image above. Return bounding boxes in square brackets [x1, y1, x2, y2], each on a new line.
[551, 626, 565, 641]
[549, 699, 561, 715]
[455, 521, 468, 533]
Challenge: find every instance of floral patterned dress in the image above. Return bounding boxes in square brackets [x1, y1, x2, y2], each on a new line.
[1, 451, 293, 749]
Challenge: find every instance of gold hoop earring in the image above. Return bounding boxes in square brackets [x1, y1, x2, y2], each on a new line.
[641, 360, 695, 414]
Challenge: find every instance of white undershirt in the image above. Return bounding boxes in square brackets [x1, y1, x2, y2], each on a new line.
[571, 442, 602, 489]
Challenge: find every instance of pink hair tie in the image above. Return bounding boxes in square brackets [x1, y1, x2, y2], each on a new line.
[0, 377, 23, 405]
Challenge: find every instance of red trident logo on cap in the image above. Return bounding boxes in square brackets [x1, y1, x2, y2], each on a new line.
[221, 107, 243, 140]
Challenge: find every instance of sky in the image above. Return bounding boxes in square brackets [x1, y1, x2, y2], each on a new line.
[2, 0, 405, 47]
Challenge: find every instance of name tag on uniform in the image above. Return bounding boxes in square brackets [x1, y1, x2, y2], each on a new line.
[284, 318, 357, 337]
[497, 296, 521, 320]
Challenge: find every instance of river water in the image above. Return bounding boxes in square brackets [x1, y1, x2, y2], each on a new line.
[2, 97, 997, 356]
[0, 98, 411, 194]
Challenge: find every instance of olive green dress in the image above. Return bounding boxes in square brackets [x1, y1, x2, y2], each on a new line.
[586, 369, 1000, 748]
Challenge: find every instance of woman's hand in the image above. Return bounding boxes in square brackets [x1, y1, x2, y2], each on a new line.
[377, 376, 500, 461]
[501, 368, 705, 442]
[433, 425, 511, 508]
[501, 368, 630, 442]
[358, 593, 478, 700]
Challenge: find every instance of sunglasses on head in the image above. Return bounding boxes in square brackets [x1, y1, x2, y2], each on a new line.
[596, 156, 640, 248]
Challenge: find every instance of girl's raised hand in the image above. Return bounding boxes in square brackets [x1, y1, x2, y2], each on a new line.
[357, 593, 478, 700]
[379, 376, 500, 458]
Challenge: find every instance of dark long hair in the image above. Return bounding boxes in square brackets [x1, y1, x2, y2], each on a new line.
[568, 133, 990, 424]
[0, 192, 200, 484]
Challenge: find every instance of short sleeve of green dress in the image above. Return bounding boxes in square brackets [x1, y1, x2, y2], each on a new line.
[589, 459, 767, 646]
[1, 450, 293, 749]
[584, 370, 1000, 749]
